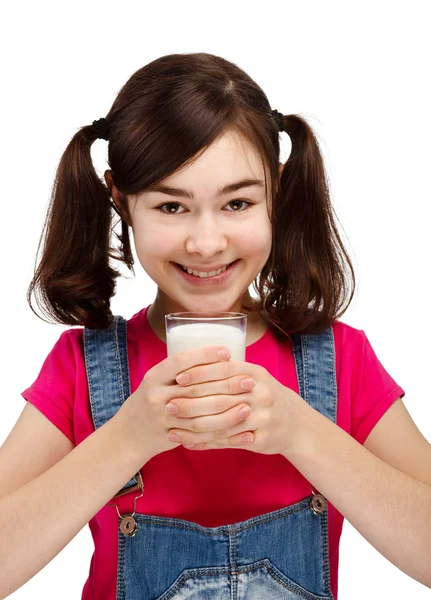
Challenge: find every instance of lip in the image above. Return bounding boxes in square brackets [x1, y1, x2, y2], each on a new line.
[172, 260, 239, 286]
[179, 263, 231, 271]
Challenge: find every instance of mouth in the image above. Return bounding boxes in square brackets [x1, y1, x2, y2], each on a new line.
[172, 260, 239, 285]
[179, 262, 234, 275]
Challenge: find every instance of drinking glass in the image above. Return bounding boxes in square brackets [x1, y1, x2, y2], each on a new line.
[165, 312, 247, 361]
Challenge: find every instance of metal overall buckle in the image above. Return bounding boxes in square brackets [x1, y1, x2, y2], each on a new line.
[107, 470, 144, 537]
[310, 485, 327, 515]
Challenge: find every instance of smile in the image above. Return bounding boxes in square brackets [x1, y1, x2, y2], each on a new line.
[179, 263, 232, 278]
[172, 260, 239, 286]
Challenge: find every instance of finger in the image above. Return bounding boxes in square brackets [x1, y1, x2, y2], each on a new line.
[168, 403, 252, 445]
[176, 359, 256, 386]
[227, 431, 255, 445]
[184, 431, 255, 450]
[183, 375, 256, 399]
[167, 393, 250, 419]
[168, 376, 255, 417]
[152, 345, 231, 386]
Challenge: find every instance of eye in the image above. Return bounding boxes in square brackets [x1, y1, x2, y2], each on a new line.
[226, 200, 253, 212]
[154, 200, 254, 215]
[155, 202, 185, 215]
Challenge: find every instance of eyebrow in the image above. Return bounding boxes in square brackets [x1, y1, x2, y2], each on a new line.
[146, 178, 265, 199]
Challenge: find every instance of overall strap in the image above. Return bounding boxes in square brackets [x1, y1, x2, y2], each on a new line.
[291, 327, 337, 424]
[291, 327, 338, 498]
[84, 315, 140, 495]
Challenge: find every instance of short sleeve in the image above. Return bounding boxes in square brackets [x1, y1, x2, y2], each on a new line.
[21, 330, 76, 444]
[351, 330, 405, 445]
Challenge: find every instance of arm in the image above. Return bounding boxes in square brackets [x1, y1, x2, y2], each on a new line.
[285, 399, 431, 589]
[0, 410, 150, 599]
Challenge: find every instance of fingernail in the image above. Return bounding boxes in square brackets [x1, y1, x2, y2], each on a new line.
[217, 348, 230, 360]
[238, 406, 250, 419]
[176, 372, 190, 385]
[166, 403, 179, 415]
[240, 434, 253, 443]
[240, 378, 255, 391]
[169, 432, 182, 443]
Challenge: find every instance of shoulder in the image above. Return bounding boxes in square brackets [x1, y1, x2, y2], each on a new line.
[331, 318, 363, 340]
[63, 306, 147, 350]
[330, 319, 366, 358]
[40, 327, 82, 365]
[330, 319, 388, 382]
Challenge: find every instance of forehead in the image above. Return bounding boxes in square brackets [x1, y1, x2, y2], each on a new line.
[161, 130, 266, 188]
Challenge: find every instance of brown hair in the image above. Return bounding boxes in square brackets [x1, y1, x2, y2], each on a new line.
[27, 52, 356, 341]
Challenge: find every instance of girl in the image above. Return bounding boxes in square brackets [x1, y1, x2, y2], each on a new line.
[1, 52, 430, 600]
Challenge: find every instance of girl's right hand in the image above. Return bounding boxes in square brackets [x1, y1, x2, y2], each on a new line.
[117, 346, 250, 462]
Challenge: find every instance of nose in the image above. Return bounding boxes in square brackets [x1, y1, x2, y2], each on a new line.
[185, 214, 228, 257]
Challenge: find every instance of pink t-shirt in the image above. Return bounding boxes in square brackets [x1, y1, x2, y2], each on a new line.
[21, 305, 405, 599]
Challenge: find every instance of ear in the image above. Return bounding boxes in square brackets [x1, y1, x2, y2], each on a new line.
[279, 162, 284, 176]
[104, 170, 131, 226]
[104, 170, 121, 208]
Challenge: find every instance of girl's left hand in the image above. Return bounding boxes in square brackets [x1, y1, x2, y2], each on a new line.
[166, 357, 305, 455]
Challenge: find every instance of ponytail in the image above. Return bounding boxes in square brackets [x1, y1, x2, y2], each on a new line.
[27, 123, 134, 329]
[251, 113, 356, 339]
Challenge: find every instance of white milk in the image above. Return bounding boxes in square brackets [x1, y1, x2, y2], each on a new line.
[166, 322, 246, 361]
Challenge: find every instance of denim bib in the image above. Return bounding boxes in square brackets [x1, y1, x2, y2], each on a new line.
[84, 315, 336, 600]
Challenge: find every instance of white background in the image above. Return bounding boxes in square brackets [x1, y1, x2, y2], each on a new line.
[1, 1, 430, 598]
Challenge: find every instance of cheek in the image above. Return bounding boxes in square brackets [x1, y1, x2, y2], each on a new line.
[133, 225, 180, 266]
[236, 226, 272, 256]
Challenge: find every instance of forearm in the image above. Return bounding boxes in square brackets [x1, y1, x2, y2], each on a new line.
[0, 412, 149, 599]
[285, 399, 431, 588]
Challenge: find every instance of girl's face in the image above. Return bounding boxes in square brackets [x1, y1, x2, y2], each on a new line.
[109, 130, 274, 316]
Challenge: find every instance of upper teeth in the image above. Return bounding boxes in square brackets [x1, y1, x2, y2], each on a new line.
[181, 264, 229, 278]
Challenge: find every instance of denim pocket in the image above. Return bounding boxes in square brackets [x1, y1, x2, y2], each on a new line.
[152, 562, 333, 599]
[235, 558, 334, 600]
[154, 568, 230, 599]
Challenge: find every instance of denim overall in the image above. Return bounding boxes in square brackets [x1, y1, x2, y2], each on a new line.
[84, 315, 337, 600]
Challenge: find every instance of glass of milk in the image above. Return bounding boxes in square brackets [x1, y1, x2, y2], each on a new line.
[165, 312, 247, 361]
